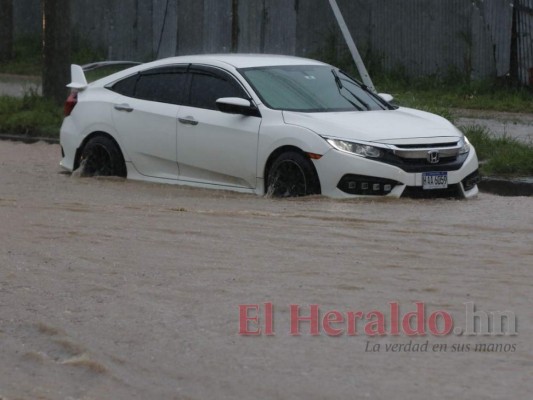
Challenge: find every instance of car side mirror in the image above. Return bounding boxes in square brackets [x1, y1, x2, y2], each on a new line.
[378, 93, 394, 103]
[216, 97, 260, 117]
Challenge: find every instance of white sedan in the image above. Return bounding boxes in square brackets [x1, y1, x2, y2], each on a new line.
[60, 54, 479, 198]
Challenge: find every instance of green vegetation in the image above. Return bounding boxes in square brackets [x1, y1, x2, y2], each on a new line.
[0, 36, 42, 76]
[378, 74, 533, 114]
[463, 125, 533, 176]
[0, 35, 106, 137]
[71, 34, 107, 66]
[0, 35, 106, 76]
[0, 92, 62, 137]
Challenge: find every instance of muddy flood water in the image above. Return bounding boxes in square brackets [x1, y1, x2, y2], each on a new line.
[0, 141, 531, 399]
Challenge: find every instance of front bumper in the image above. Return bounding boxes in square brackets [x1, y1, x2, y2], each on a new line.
[314, 147, 480, 199]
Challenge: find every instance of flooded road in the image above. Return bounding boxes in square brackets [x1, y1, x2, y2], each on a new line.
[0, 141, 531, 399]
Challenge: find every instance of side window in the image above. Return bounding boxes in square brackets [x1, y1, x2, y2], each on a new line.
[190, 71, 247, 110]
[135, 70, 189, 105]
[111, 74, 138, 97]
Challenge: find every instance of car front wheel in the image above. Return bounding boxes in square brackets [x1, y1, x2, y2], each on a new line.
[266, 151, 320, 197]
[80, 136, 127, 177]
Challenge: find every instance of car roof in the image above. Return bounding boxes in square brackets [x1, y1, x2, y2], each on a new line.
[90, 54, 329, 88]
[145, 54, 328, 69]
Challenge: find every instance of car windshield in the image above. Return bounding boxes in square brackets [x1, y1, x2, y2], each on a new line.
[240, 65, 387, 112]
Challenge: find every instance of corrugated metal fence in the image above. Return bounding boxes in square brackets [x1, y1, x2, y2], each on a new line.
[12, 0, 533, 85]
[516, 0, 533, 85]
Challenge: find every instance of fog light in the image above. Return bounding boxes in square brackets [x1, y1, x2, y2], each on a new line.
[462, 170, 480, 191]
[337, 175, 400, 196]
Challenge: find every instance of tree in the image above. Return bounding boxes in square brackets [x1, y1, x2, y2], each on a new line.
[42, 0, 71, 104]
[0, 0, 14, 62]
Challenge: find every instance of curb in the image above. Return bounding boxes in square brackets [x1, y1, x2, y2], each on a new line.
[0, 133, 59, 144]
[478, 176, 533, 197]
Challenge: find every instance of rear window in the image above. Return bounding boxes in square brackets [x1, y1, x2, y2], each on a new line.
[111, 74, 138, 97]
[110, 67, 189, 105]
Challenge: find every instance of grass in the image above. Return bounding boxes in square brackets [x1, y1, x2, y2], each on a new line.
[463, 125, 533, 176]
[379, 76, 533, 114]
[0, 92, 62, 137]
[0, 36, 42, 76]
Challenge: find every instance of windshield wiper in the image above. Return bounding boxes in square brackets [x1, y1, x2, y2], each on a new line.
[332, 68, 343, 90]
[343, 80, 371, 110]
[339, 69, 395, 110]
[331, 69, 365, 111]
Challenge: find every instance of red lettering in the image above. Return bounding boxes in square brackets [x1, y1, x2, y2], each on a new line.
[290, 304, 320, 336]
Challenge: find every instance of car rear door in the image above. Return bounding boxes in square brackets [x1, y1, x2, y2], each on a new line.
[111, 66, 189, 180]
[177, 66, 261, 189]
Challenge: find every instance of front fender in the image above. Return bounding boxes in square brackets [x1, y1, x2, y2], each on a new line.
[257, 109, 332, 179]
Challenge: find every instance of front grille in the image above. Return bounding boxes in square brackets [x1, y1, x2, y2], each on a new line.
[394, 142, 458, 149]
[379, 150, 468, 173]
[402, 184, 461, 199]
[397, 155, 458, 165]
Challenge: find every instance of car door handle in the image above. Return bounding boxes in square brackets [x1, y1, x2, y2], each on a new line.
[114, 103, 134, 112]
[178, 117, 199, 126]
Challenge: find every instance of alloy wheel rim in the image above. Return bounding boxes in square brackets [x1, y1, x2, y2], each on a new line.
[83, 144, 113, 176]
[271, 160, 307, 197]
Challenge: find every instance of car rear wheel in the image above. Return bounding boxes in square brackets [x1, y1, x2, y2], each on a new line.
[267, 151, 320, 197]
[80, 136, 127, 177]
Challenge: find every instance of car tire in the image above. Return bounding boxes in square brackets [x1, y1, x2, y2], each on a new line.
[80, 136, 127, 177]
[267, 151, 320, 197]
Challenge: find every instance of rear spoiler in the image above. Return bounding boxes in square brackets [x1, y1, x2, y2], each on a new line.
[67, 65, 88, 90]
[67, 61, 142, 91]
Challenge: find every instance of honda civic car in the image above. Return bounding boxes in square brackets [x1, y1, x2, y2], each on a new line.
[60, 54, 479, 198]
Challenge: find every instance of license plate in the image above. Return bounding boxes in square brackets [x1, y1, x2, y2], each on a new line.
[422, 172, 448, 190]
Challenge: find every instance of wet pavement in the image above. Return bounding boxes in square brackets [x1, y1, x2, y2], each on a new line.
[0, 74, 41, 97]
[454, 109, 533, 144]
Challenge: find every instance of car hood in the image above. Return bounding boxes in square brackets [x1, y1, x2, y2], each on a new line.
[282, 107, 462, 144]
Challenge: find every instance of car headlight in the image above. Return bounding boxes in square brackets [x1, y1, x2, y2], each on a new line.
[459, 136, 471, 155]
[326, 139, 384, 158]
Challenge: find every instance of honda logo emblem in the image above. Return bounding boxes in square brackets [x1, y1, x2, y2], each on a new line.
[427, 151, 440, 164]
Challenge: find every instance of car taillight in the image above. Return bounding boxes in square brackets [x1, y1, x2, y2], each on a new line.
[64, 92, 78, 117]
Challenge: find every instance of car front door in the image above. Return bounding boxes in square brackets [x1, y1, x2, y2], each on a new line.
[177, 66, 261, 189]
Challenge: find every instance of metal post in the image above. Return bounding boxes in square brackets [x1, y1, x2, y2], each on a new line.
[328, 0, 376, 92]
